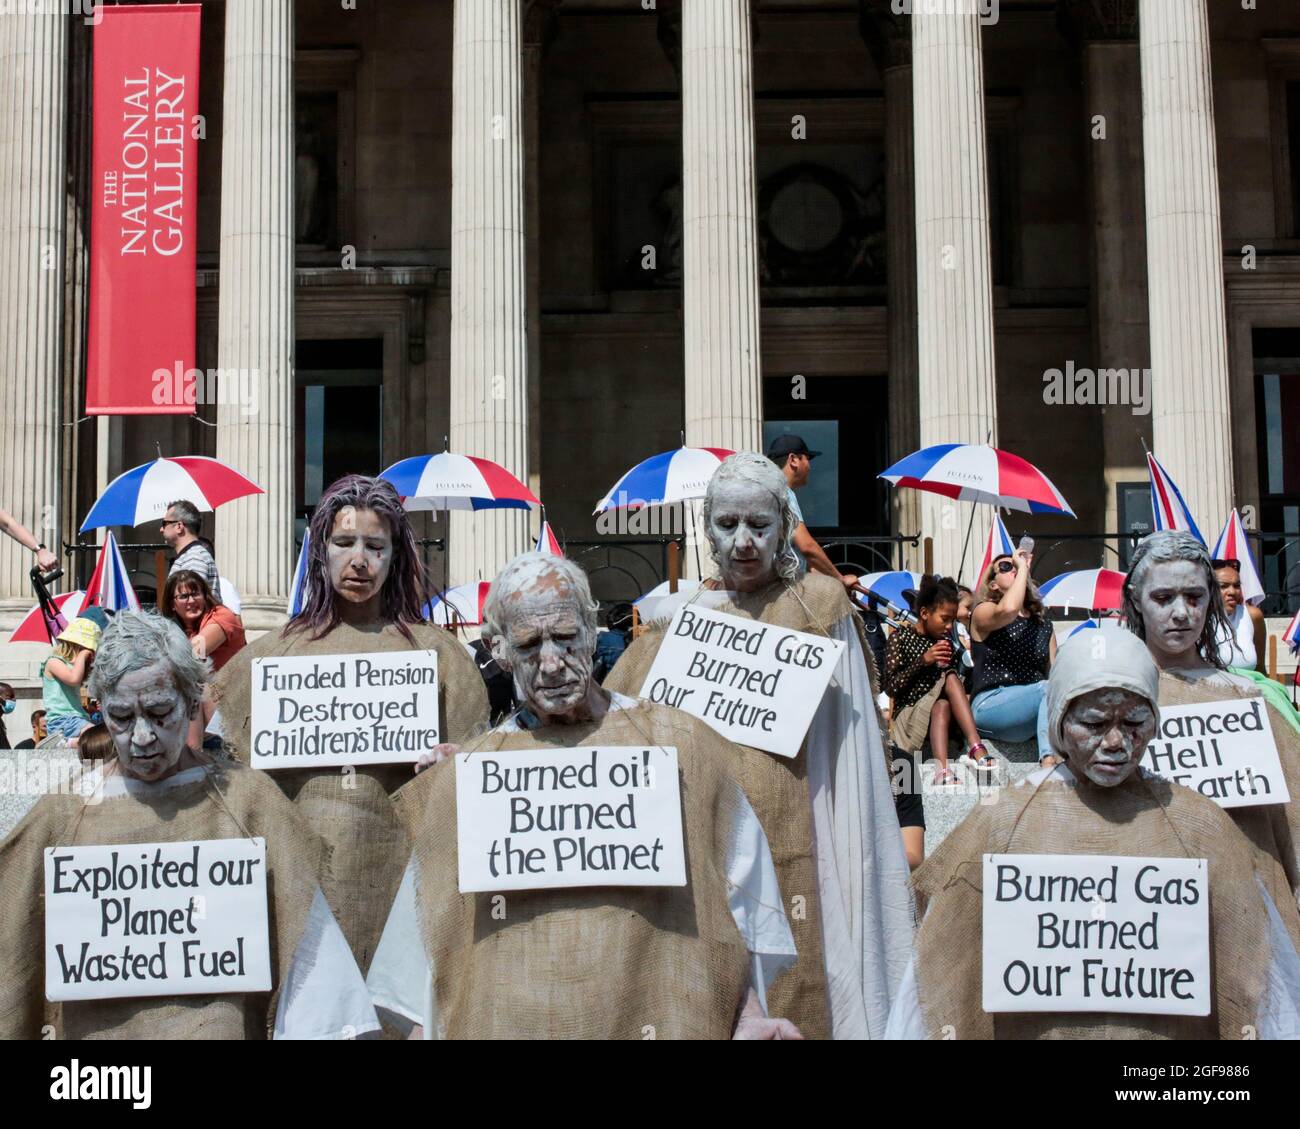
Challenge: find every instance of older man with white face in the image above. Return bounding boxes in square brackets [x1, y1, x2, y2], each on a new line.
[605, 452, 913, 1040]
[1123, 530, 1300, 897]
[0, 612, 378, 1040]
[886, 627, 1300, 1040]
[367, 552, 803, 1040]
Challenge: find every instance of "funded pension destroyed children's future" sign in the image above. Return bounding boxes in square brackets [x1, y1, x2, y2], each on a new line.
[1139, 698, 1290, 809]
[982, 853, 1210, 1017]
[455, 746, 687, 893]
[250, 651, 441, 769]
[44, 838, 271, 1003]
[635, 605, 845, 758]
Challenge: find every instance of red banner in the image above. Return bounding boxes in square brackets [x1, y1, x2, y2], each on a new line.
[87, 4, 202, 415]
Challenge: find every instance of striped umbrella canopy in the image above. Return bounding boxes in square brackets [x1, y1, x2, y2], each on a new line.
[84, 532, 141, 613]
[536, 521, 563, 555]
[1210, 509, 1265, 606]
[594, 446, 734, 513]
[855, 570, 923, 613]
[1146, 451, 1205, 544]
[81, 456, 264, 532]
[8, 591, 87, 644]
[879, 443, 1075, 516]
[1039, 568, 1127, 612]
[380, 452, 539, 513]
[423, 581, 492, 626]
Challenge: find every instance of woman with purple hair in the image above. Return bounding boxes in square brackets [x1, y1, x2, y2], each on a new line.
[214, 475, 488, 975]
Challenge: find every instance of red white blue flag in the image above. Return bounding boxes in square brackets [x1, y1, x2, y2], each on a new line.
[84, 533, 141, 613]
[1146, 453, 1205, 545]
[977, 513, 1016, 584]
[535, 521, 562, 556]
[1210, 510, 1265, 606]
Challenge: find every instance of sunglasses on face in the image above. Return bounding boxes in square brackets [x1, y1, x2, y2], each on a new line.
[995, 560, 1017, 575]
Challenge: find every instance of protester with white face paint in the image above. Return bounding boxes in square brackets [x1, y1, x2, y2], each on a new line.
[886, 626, 1300, 1040]
[214, 475, 488, 976]
[0, 612, 379, 1040]
[605, 452, 913, 1040]
[1123, 530, 1300, 896]
[369, 553, 801, 1039]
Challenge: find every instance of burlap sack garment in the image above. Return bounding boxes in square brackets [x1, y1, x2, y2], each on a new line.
[0, 758, 324, 1040]
[1157, 671, 1300, 897]
[392, 700, 753, 1039]
[214, 621, 489, 974]
[910, 771, 1297, 1039]
[605, 571, 890, 1038]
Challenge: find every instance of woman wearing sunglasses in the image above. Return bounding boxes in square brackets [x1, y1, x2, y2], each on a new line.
[969, 548, 1058, 764]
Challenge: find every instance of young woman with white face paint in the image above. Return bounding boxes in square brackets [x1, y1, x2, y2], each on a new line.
[213, 475, 489, 977]
[1124, 530, 1300, 897]
[605, 452, 914, 1040]
[0, 612, 380, 1040]
[885, 626, 1300, 1041]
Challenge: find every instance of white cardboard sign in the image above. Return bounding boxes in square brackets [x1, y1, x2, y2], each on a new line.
[1140, 698, 1290, 809]
[982, 853, 1211, 1017]
[455, 746, 686, 893]
[250, 651, 441, 769]
[44, 838, 271, 1003]
[636, 604, 845, 758]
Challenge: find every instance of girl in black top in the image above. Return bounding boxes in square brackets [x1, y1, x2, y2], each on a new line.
[970, 549, 1058, 763]
[884, 576, 990, 788]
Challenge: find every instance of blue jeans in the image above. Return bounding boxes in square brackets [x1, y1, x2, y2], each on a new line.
[972, 682, 1051, 761]
[46, 713, 90, 741]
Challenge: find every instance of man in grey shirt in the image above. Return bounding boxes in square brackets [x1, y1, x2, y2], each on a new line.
[162, 499, 223, 605]
[767, 435, 860, 592]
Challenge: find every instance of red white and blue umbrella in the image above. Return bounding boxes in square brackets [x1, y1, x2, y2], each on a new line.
[1211, 509, 1265, 606]
[380, 453, 539, 513]
[84, 532, 141, 613]
[81, 456, 264, 532]
[1039, 568, 1127, 612]
[1146, 452, 1205, 545]
[855, 570, 923, 614]
[288, 531, 314, 619]
[1282, 608, 1300, 656]
[977, 514, 1017, 582]
[423, 581, 492, 626]
[7, 590, 88, 644]
[594, 446, 734, 513]
[536, 521, 562, 556]
[879, 444, 1074, 516]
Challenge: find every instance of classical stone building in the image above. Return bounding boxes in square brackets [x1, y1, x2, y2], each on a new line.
[2, 0, 1299, 691]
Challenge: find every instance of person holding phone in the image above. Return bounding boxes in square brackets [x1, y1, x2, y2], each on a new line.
[969, 539, 1058, 764]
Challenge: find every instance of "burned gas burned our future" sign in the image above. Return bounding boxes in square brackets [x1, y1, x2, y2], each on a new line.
[44, 838, 271, 1003]
[1139, 698, 1289, 809]
[982, 853, 1210, 1017]
[250, 651, 441, 769]
[635, 605, 845, 758]
[455, 746, 686, 893]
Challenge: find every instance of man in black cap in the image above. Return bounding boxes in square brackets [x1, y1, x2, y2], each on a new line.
[767, 435, 859, 592]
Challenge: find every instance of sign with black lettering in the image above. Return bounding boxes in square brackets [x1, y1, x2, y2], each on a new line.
[635, 605, 844, 757]
[44, 838, 271, 1002]
[982, 853, 1210, 1016]
[250, 651, 441, 768]
[1140, 699, 1289, 809]
[455, 746, 686, 893]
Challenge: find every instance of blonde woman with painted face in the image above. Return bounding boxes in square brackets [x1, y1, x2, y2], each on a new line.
[605, 452, 913, 1040]
[886, 627, 1300, 1040]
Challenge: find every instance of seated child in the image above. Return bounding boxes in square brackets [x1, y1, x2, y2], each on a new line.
[40, 615, 101, 744]
[884, 575, 992, 785]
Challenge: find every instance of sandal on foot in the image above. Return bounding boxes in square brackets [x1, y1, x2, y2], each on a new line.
[933, 766, 959, 786]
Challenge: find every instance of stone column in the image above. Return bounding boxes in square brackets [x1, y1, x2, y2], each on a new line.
[449, 0, 531, 582]
[0, 13, 66, 608]
[215, 0, 295, 622]
[680, 0, 763, 575]
[1074, 2, 1149, 541]
[1139, 0, 1233, 526]
[912, 4, 998, 582]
